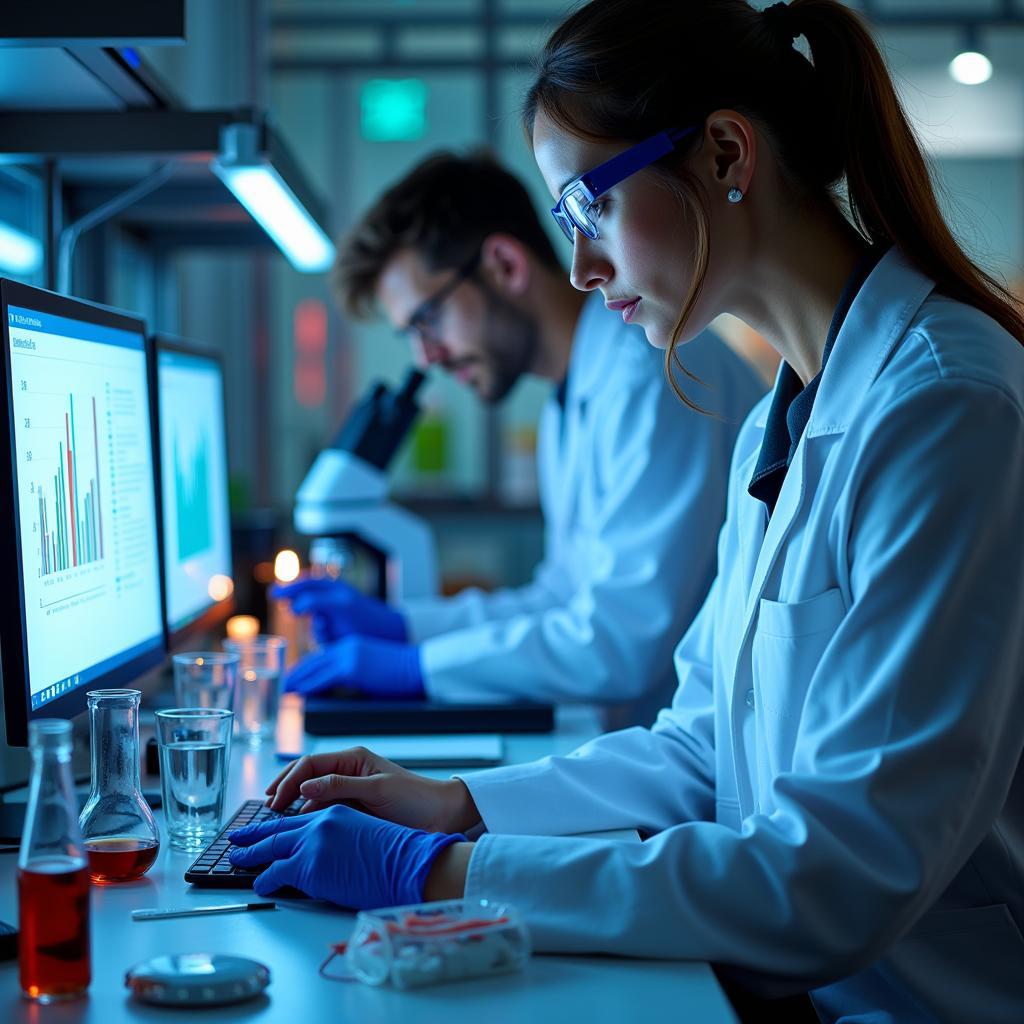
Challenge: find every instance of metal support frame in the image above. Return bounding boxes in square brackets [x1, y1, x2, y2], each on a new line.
[269, 3, 1024, 74]
[481, 0, 503, 503]
[64, 47, 182, 110]
[43, 162, 62, 292]
[58, 161, 177, 295]
[858, 0, 1021, 30]
[0, 2, 185, 47]
[0, 108, 332, 242]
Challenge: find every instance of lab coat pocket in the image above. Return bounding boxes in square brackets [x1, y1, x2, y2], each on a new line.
[886, 904, 1024, 1024]
[756, 588, 846, 640]
[751, 589, 846, 786]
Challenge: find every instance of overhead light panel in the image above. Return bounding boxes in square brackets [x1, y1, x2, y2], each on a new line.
[211, 123, 336, 274]
[0, 220, 42, 275]
[950, 26, 992, 86]
[950, 50, 992, 85]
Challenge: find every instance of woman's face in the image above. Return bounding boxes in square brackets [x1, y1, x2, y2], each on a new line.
[532, 111, 741, 350]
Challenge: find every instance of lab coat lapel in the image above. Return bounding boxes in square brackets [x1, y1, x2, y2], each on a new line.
[729, 248, 936, 809]
[741, 440, 807, 625]
[734, 421, 770, 594]
[739, 246, 935, 626]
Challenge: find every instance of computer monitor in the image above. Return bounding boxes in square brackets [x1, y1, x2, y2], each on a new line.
[0, 279, 165, 746]
[152, 333, 233, 642]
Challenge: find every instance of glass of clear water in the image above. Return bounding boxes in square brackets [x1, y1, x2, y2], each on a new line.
[172, 652, 238, 712]
[222, 635, 288, 747]
[154, 708, 233, 851]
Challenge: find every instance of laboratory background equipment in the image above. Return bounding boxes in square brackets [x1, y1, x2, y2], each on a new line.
[294, 368, 438, 602]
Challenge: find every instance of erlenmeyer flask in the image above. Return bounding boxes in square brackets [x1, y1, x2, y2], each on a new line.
[78, 689, 160, 883]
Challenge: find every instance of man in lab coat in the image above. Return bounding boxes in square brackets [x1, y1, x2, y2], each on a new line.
[276, 151, 765, 727]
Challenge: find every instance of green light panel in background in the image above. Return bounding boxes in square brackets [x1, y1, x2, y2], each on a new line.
[360, 79, 428, 141]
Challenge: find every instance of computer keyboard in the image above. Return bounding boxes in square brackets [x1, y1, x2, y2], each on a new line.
[184, 798, 305, 888]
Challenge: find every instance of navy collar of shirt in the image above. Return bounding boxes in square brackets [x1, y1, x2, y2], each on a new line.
[748, 244, 886, 516]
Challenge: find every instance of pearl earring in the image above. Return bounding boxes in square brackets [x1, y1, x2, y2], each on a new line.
[727, 187, 744, 204]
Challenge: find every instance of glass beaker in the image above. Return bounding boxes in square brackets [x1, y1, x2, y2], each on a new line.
[155, 708, 233, 851]
[223, 635, 288, 747]
[172, 651, 238, 711]
[78, 689, 160, 883]
[18, 719, 91, 1003]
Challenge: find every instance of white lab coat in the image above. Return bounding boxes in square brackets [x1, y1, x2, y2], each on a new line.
[459, 248, 1024, 1024]
[403, 293, 765, 727]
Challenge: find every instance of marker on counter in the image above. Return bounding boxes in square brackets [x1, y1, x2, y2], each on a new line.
[132, 902, 276, 922]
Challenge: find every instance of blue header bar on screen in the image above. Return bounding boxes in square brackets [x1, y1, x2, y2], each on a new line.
[158, 349, 219, 374]
[8, 305, 144, 350]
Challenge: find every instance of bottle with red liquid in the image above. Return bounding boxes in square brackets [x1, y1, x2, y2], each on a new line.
[18, 719, 91, 1003]
[78, 689, 160, 883]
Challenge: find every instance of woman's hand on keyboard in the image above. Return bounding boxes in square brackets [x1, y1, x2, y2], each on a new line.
[227, 803, 467, 907]
[265, 747, 481, 835]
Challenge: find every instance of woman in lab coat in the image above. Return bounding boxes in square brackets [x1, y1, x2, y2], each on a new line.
[229, 2, 1024, 1020]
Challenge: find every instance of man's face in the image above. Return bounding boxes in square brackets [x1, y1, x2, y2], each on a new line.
[375, 247, 538, 404]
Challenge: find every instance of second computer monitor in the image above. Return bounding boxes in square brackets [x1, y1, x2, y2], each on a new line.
[154, 334, 233, 641]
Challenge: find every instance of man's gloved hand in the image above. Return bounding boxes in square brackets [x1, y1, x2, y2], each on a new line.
[282, 635, 425, 699]
[272, 576, 408, 646]
[227, 804, 465, 907]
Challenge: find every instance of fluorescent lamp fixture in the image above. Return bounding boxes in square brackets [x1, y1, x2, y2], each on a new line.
[0, 220, 43, 275]
[950, 50, 992, 86]
[212, 124, 335, 273]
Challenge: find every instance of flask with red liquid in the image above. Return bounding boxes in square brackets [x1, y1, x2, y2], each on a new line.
[18, 719, 91, 1003]
[78, 689, 160, 883]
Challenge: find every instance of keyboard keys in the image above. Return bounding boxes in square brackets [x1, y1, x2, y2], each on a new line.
[185, 798, 304, 887]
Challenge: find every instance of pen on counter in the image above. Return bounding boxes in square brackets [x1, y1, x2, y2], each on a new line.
[132, 902, 276, 921]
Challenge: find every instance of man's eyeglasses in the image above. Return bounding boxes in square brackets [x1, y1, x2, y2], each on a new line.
[550, 126, 699, 243]
[396, 250, 481, 342]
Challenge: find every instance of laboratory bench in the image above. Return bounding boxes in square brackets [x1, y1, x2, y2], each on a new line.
[0, 707, 737, 1023]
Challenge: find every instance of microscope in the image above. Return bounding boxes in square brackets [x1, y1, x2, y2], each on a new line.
[294, 369, 438, 601]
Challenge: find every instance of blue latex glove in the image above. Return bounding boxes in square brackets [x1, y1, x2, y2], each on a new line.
[227, 804, 465, 907]
[283, 634, 425, 699]
[271, 576, 407, 646]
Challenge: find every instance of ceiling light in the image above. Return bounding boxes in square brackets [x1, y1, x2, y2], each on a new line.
[0, 220, 43, 275]
[950, 50, 993, 86]
[211, 123, 336, 274]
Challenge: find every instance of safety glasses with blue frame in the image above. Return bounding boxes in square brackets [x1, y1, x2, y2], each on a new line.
[550, 126, 700, 242]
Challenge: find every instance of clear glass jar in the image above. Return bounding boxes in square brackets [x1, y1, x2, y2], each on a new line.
[222, 635, 288, 747]
[18, 719, 91, 1003]
[78, 689, 160, 883]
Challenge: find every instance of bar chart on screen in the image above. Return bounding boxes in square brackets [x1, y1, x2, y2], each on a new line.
[174, 425, 212, 561]
[34, 390, 105, 576]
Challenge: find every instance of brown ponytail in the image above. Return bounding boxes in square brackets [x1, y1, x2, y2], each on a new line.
[789, 0, 1024, 345]
[525, 0, 1024, 402]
